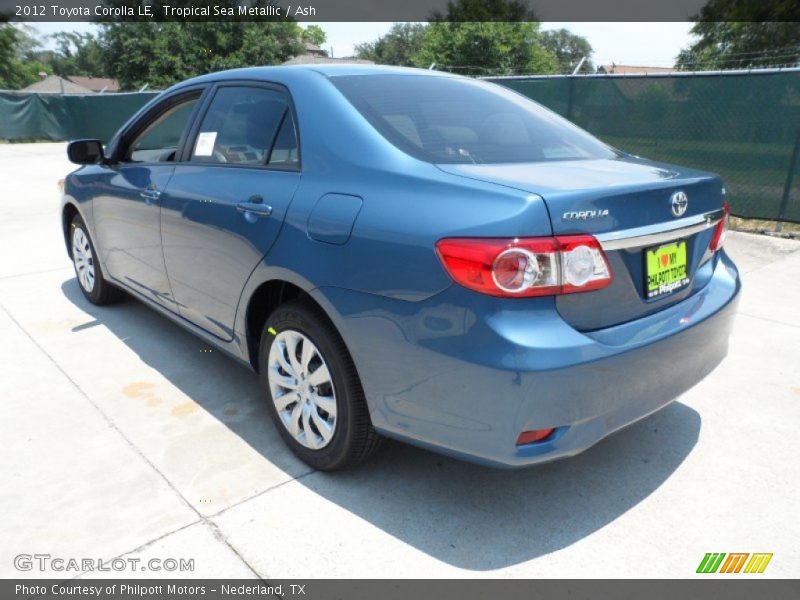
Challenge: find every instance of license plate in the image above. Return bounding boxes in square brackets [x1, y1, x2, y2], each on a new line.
[645, 240, 690, 299]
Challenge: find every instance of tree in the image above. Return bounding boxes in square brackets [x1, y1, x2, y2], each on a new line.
[36, 1, 320, 90]
[676, 2, 800, 70]
[0, 25, 17, 87]
[416, 21, 557, 76]
[354, 23, 427, 66]
[540, 28, 593, 73]
[0, 24, 51, 89]
[356, 0, 558, 76]
[101, 21, 307, 90]
[49, 32, 108, 78]
[302, 25, 327, 46]
[425, 0, 555, 75]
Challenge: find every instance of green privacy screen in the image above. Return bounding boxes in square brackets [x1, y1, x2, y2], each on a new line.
[489, 70, 800, 224]
[0, 91, 156, 145]
[2, 69, 799, 223]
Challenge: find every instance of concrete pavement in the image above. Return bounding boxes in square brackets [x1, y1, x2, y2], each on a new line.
[1, 143, 798, 578]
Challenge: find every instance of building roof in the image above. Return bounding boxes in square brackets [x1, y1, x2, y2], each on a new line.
[599, 64, 676, 75]
[304, 42, 327, 55]
[67, 76, 120, 93]
[282, 55, 374, 66]
[22, 75, 94, 94]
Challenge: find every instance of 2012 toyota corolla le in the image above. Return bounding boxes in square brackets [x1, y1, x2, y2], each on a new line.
[61, 65, 740, 470]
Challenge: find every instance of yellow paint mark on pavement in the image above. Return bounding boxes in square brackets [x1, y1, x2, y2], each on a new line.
[123, 381, 162, 408]
[122, 382, 156, 398]
[171, 402, 198, 417]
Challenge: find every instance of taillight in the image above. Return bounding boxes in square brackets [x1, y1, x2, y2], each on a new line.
[709, 201, 730, 252]
[557, 235, 614, 293]
[516, 428, 556, 445]
[435, 235, 612, 298]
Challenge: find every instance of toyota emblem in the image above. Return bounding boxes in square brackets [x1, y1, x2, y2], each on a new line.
[670, 191, 688, 217]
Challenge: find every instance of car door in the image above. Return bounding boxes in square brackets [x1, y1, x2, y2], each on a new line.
[160, 83, 301, 340]
[93, 89, 205, 309]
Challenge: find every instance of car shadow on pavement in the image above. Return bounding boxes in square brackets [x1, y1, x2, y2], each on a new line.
[62, 279, 701, 571]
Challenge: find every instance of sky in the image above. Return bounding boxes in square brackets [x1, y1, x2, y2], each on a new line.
[30, 21, 696, 69]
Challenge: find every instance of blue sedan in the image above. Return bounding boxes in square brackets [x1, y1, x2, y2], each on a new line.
[61, 65, 740, 470]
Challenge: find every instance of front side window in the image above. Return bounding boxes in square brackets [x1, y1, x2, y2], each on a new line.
[332, 75, 619, 165]
[191, 86, 297, 167]
[127, 97, 199, 163]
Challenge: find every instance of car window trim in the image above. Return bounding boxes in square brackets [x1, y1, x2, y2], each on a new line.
[113, 85, 209, 165]
[265, 108, 290, 166]
[180, 80, 302, 172]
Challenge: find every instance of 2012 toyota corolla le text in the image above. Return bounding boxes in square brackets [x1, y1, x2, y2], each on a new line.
[61, 65, 740, 470]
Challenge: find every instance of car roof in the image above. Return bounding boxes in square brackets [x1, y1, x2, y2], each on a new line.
[174, 64, 460, 89]
[287, 64, 456, 78]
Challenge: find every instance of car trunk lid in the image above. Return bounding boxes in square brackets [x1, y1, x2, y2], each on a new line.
[437, 157, 726, 331]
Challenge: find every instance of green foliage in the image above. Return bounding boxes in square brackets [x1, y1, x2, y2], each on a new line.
[0, 24, 51, 90]
[540, 29, 593, 73]
[302, 25, 327, 46]
[0, 25, 16, 87]
[354, 23, 427, 66]
[416, 21, 557, 76]
[356, 0, 558, 76]
[49, 32, 108, 78]
[36, 2, 325, 90]
[101, 21, 306, 90]
[676, 2, 800, 70]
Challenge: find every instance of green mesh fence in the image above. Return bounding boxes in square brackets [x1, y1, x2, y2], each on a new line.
[489, 70, 800, 224]
[2, 70, 800, 223]
[0, 91, 157, 144]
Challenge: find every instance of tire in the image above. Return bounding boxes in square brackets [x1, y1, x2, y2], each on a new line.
[70, 214, 124, 305]
[259, 299, 382, 470]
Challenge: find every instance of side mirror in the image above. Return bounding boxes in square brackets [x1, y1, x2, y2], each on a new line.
[67, 139, 105, 165]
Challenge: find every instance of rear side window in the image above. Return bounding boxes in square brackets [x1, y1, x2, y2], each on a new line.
[191, 86, 297, 167]
[332, 75, 618, 165]
[268, 111, 300, 169]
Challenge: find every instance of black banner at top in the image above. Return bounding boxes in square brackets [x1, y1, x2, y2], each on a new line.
[1, 0, 798, 23]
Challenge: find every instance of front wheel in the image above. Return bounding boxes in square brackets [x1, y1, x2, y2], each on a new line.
[259, 300, 381, 470]
[70, 214, 124, 305]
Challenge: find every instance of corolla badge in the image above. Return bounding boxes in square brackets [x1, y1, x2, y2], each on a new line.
[562, 209, 610, 221]
[671, 191, 689, 217]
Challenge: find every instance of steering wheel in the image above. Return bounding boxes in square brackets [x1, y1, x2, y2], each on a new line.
[213, 149, 228, 163]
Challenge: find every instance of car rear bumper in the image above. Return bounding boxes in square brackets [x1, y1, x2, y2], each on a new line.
[314, 251, 740, 468]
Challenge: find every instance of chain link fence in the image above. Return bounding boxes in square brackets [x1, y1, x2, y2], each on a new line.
[488, 68, 800, 224]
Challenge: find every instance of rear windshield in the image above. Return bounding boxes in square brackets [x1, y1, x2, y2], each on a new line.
[331, 74, 618, 165]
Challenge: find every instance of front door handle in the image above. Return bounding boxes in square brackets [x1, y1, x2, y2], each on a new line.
[139, 184, 161, 205]
[236, 198, 273, 217]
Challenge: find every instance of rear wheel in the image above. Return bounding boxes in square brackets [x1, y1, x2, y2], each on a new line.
[70, 214, 124, 305]
[259, 300, 381, 470]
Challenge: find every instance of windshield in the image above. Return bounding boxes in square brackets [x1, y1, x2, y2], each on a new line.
[332, 74, 619, 165]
